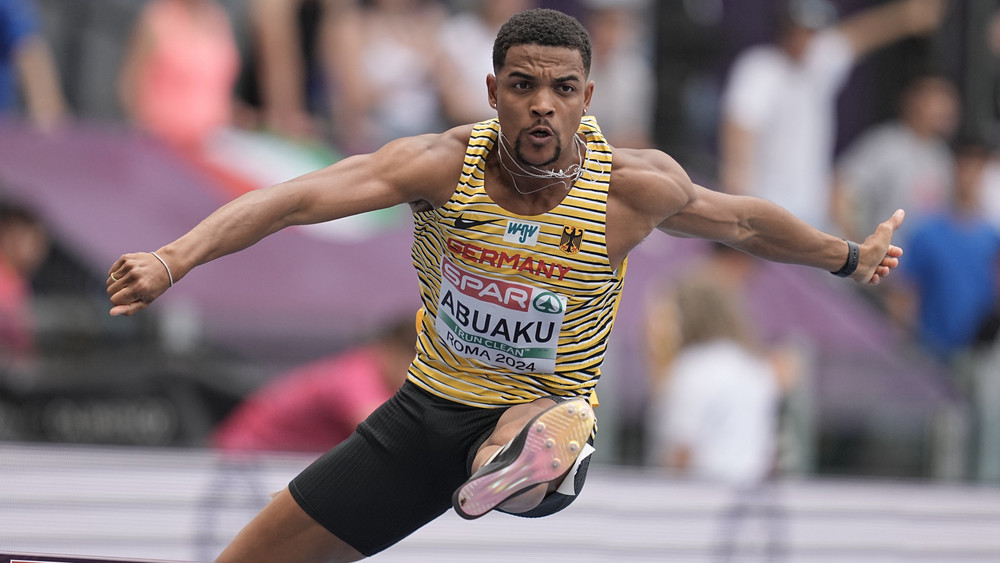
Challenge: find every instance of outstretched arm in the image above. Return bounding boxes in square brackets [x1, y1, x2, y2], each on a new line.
[664, 186, 904, 284]
[106, 128, 468, 316]
[613, 148, 903, 285]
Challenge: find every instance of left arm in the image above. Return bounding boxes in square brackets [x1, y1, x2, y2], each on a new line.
[614, 148, 903, 284]
[668, 186, 904, 284]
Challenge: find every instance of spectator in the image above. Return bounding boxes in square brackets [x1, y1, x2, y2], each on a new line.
[642, 242, 760, 386]
[437, 0, 534, 127]
[0, 201, 49, 365]
[119, 0, 341, 200]
[245, 0, 355, 140]
[211, 317, 417, 453]
[889, 142, 1000, 366]
[719, 0, 945, 231]
[834, 74, 959, 243]
[645, 262, 781, 487]
[979, 151, 1000, 234]
[118, 0, 241, 151]
[975, 7, 1000, 232]
[583, 0, 654, 148]
[323, 0, 448, 154]
[0, 0, 67, 129]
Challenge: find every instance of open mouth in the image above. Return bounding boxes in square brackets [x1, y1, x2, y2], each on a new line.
[527, 127, 554, 142]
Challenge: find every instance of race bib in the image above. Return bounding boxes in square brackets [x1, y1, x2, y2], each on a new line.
[436, 257, 566, 374]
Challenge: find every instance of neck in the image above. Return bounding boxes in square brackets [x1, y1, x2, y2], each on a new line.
[495, 129, 585, 196]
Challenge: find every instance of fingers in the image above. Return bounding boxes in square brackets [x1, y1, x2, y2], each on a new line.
[107, 254, 133, 290]
[107, 269, 124, 288]
[107, 260, 128, 297]
[880, 246, 902, 266]
[864, 243, 904, 285]
[106, 252, 167, 316]
[867, 264, 897, 286]
[883, 209, 905, 233]
[110, 299, 149, 317]
[859, 211, 906, 283]
[108, 282, 148, 316]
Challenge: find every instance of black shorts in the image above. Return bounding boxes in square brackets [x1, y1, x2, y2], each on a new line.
[288, 380, 595, 556]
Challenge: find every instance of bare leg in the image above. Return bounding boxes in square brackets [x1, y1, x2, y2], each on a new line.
[216, 487, 365, 563]
[469, 398, 563, 513]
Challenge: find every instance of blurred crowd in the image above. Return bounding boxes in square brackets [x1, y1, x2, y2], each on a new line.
[4, 0, 1000, 486]
[3, 0, 656, 175]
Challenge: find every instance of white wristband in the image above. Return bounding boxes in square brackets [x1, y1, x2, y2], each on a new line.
[150, 251, 174, 287]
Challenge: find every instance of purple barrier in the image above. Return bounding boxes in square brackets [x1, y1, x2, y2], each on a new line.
[0, 120, 420, 359]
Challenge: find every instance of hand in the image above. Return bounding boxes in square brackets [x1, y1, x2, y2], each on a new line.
[106, 252, 171, 316]
[853, 209, 905, 285]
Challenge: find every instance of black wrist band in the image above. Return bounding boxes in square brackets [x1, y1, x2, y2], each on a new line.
[831, 240, 859, 278]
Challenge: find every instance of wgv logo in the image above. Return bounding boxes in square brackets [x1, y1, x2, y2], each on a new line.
[503, 219, 541, 246]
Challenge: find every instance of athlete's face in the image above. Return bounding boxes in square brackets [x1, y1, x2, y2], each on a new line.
[488, 44, 594, 169]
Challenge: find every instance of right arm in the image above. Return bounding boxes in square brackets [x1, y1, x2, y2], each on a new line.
[107, 126, 470, 316]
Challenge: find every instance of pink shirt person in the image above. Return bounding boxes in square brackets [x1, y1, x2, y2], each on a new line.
[119, 0, 240, 149]
[212, 321, 416, 453]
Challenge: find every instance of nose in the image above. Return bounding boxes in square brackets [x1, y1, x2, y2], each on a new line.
[530, 90, 555, 118]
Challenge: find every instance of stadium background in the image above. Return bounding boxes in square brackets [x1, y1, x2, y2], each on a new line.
[1, 0, 999, 560]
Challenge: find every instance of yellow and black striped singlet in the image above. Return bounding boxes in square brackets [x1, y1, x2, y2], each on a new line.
[407, 116, 627, 408]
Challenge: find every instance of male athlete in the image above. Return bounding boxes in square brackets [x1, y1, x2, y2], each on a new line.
[106, 9, 904, 563]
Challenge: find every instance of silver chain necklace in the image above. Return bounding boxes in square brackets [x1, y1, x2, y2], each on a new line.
[497, 128, 587, 195]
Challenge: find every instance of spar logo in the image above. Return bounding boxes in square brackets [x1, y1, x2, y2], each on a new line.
[442, 257, 531, 311]
[533, 291, 564, 314]
[436, 256, 566, 372]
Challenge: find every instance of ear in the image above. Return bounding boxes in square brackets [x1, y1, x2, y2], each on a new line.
[487, 74, 498, 109]
[583, 80, 595, 113]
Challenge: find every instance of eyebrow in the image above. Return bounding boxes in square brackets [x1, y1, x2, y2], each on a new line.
[507, 71, 582, 83]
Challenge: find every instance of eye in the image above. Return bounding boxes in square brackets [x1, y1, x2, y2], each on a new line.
[558, 84, 576, 93]
[513, 81, 531, 90]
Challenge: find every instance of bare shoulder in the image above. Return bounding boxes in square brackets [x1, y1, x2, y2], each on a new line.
[382, 123, 472, 166]
[374, 124, 474, 208]
[602, 147, 698, 264]
[610, 147, 695, 224]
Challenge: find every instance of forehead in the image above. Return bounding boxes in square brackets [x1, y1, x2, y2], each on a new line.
[498, 44, 586, 78]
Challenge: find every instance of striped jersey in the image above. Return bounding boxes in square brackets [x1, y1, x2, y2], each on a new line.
[407, 116, 627, 407]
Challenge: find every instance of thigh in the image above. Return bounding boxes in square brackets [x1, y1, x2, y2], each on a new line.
[289, 381, 504, 556]
[216, 487, 364, 563]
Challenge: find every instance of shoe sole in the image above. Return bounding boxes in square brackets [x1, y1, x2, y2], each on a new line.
[453, 397, 594, 520]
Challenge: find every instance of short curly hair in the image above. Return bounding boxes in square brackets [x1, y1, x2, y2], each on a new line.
[493, 9, 592, 76]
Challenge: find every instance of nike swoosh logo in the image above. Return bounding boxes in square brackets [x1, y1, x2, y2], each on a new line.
[454, 215, 500, 230]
